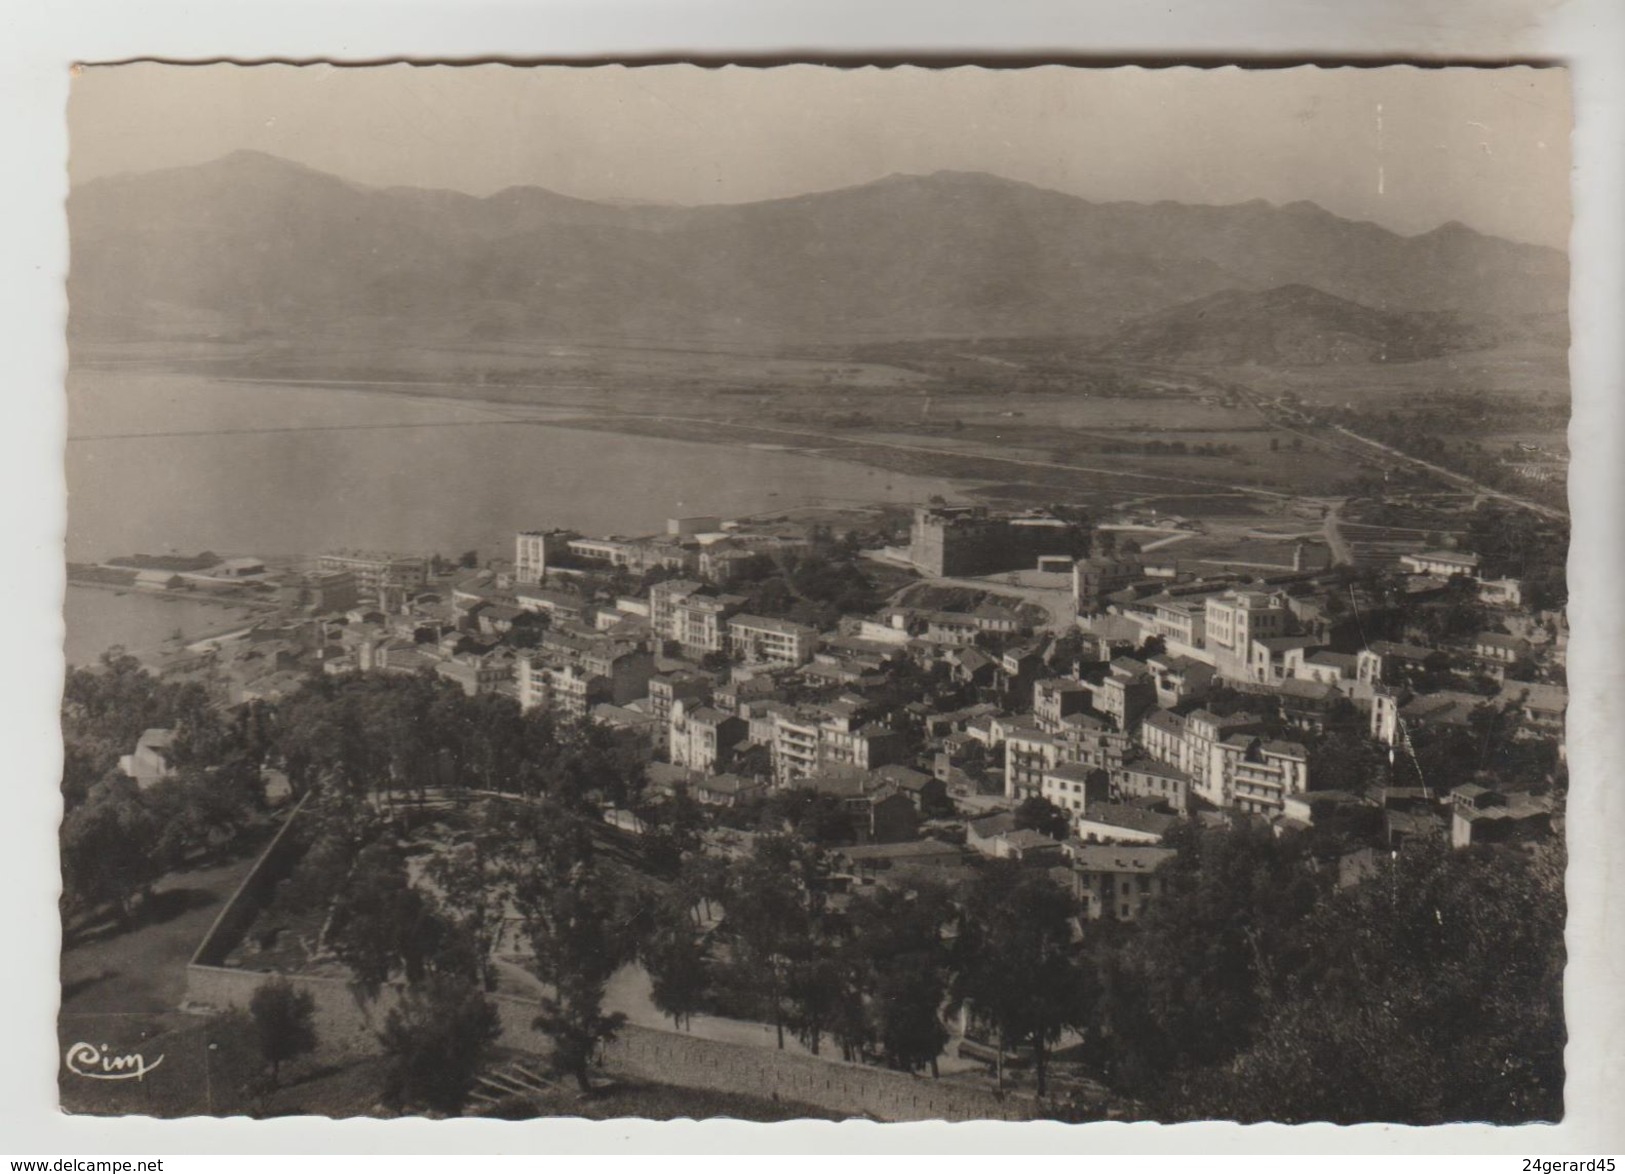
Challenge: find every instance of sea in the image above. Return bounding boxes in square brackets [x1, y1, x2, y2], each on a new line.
[63, 368, 961, 668]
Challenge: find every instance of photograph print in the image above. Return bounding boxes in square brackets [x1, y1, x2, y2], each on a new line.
[59, 63, 1571, 1124]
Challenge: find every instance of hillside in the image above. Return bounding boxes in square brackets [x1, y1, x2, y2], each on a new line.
[68, 152, 1569, 346]
[1098, 284, 1504, 366]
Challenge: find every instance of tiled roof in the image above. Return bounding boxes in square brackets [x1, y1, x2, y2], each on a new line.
[1080, 803, 1178, 836]
[1065, 844, 1176, 873]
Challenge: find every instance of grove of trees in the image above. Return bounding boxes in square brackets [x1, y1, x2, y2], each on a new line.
[63, 653, 1565, 1122]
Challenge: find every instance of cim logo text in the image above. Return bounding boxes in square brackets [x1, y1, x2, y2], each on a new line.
[64, 1041, 165, 1082]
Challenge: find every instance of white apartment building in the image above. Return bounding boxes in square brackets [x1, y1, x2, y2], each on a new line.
[728, 613, 820, 667]
[649, 579, 705, 641]
[1222, 736, 1310, 815]
[1004, 721, 1064, 801]
[514, 529, 577, 585]
[772, 709, 822, 784]
[517, 657, 604, 718]
[1153, 599, 1208, 649]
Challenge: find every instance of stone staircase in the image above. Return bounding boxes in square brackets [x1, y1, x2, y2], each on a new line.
[468, 1060, 564, 1109]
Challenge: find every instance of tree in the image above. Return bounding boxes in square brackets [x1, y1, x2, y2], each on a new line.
[60, 777, 162, 921]
[725, 834, 822, 1050]
[1189, 843, 1564, 1124]
[638, 890, 709, 1031]
[378, 974, 502, 1115]
[248, 977, 317, 1087]
[426, 821, 511, 992]
[951, 863, 1091, 1096]
[1305, 730, 1391, 798]
[326, 840, 464, 994]
[851, 883, 955, 1074]
[1086, 822, 1328, 1094]
[511, 804, 638, 1091]
[1014, 796, 1071, 842]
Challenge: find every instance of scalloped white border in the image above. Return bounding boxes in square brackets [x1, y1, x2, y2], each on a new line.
[4, 4, 1622, 1157]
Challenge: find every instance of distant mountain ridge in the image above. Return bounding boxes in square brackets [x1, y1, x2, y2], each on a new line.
[1097, 283, 1511, 366]
[68, 151, 1569, 348]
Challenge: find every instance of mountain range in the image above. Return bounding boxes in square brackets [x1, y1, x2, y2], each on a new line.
[67, 150, 1569, 356]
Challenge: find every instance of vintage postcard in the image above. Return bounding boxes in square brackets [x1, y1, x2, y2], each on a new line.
[59, 63, 1571, 1125]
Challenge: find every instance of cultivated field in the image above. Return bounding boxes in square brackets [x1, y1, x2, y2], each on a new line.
[75, 333, 1566, 515]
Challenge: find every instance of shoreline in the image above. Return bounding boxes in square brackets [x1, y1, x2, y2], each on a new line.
[63, 581, 275, 672]
[65, 574, 280, 613]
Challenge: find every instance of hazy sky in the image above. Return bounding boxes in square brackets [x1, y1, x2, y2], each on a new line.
[70, 63, 1571, 247]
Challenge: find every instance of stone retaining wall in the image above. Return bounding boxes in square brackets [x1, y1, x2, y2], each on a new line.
[604, 1024, 1029, 1122]
[181, 795, 1029, 1120]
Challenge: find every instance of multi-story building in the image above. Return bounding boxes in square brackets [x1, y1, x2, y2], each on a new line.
[1139, 706, 1277, 808]
[1218, 736, 1309, 815]
[567, 535, 696, 578]
[281, 569, 360, 615]
[1074, 556, 1146, 614]
[1041, 761, 1107, 817]
[1084, 661, 1157, 732]
[1146, 653, 1215, 709]
[1111, 757, 1194, 813]
[1004, 720, 1064, 801]
[1286, 648, 1360, 686]
[771, 709, 823, 785]
[754, 701, 908, 786]
[909, 505, 1087, 578]
[1400, 550, 1481, 578]
[513, 585, 589, 623]
[1062, 844, 1176, 922]
[924, 612, 983, 646]
[1248, 635, 1321, 685]
[649, 579, 705, 641]
[1354, 641, 1436, 688]
[818, 712, 907, 774]
[1034, 677, 1093, 733]
[648, 670, 715, 755]
[669, 699, 749, 776]
[1205, 589, 1291, 656]
[727, 613, 820, 667]
[1074, 802, 1179, 845]
[435, 653, 515, 698]
[1150, 598, 1208, 648]
[514, 529, 579, 585]
[317, 551, 428, 605]
[698, 544, 763, 585]
[525, 629, 654, 710]
[672, 593, 747, 657]
[1205, 589, 1292, 680]
[1370, 685, 1405, 747]
[566, 537, 639, 568]
[517, 658, 608, 718]
[1054, 715, 1134, 774]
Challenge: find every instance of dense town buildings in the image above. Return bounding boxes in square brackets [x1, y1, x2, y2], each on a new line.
[121, 505, 1563, 932]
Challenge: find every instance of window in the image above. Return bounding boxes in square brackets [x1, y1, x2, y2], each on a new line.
[1120, 903, 1131, 919]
